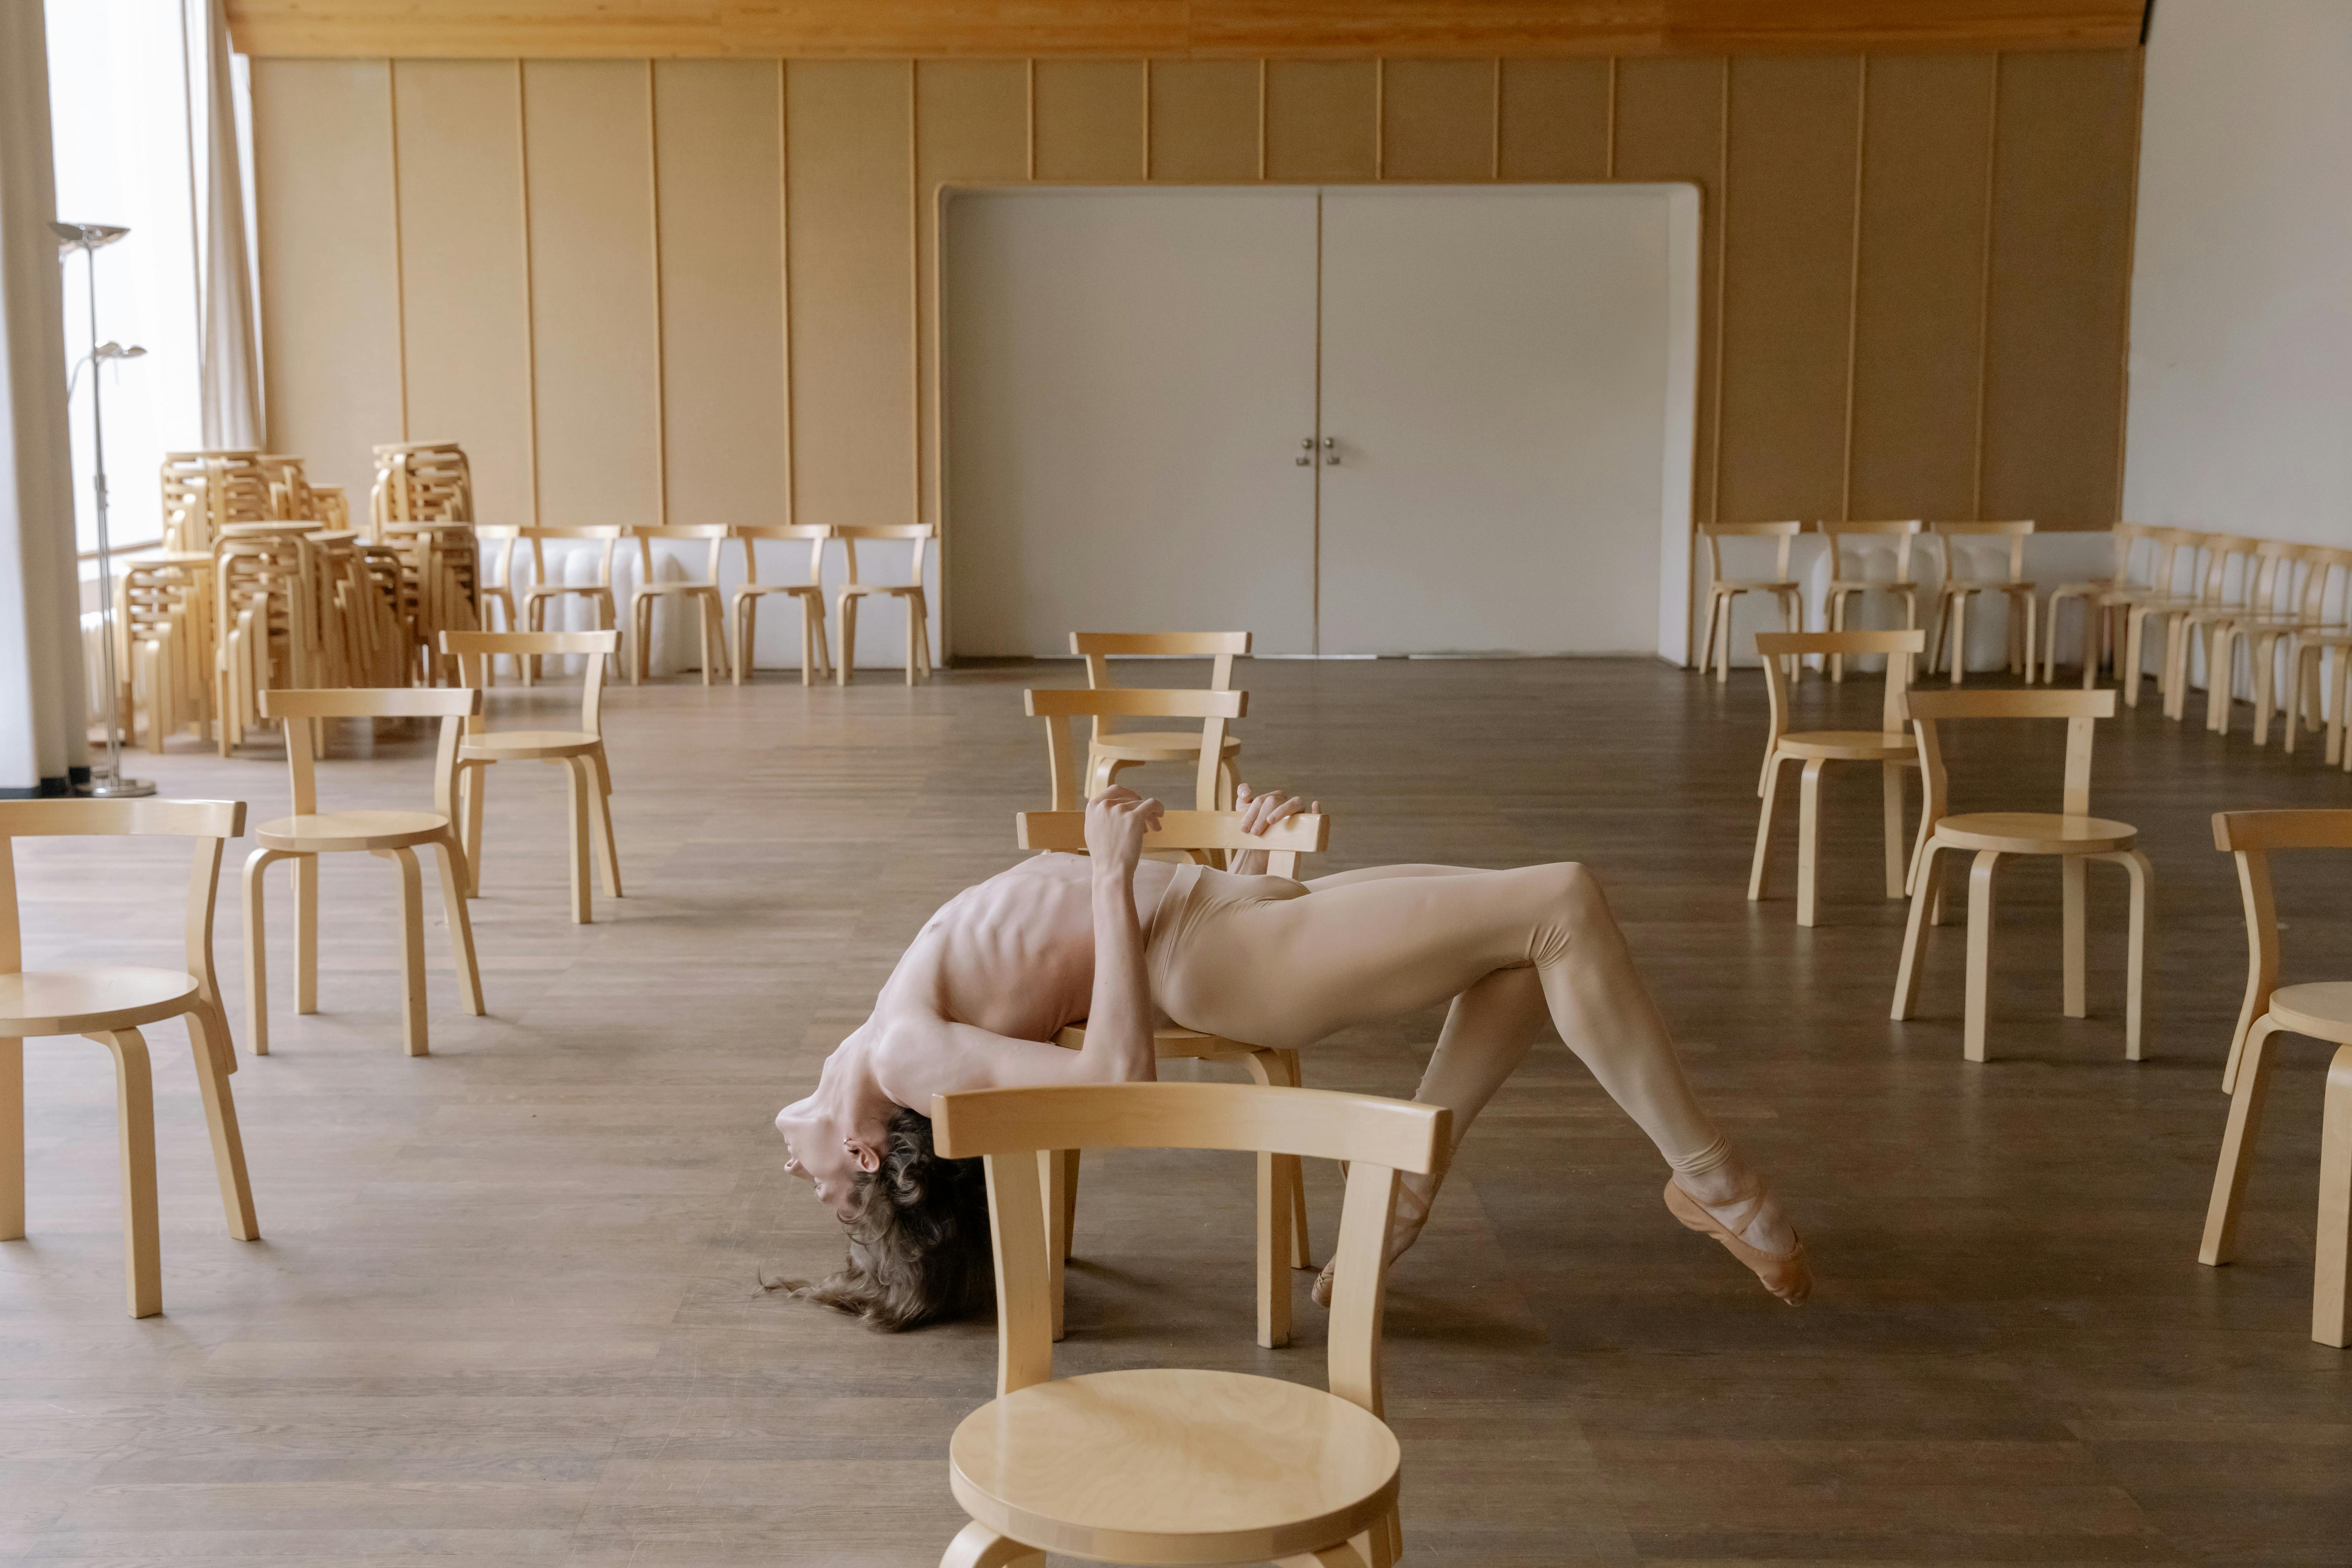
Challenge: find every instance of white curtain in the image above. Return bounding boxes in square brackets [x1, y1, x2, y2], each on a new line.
[197, 0, 259, 446]
[0, 0, 92, 794]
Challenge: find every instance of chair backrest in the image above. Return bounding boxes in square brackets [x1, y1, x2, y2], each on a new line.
[1070, 633, 1251, 748]
[0, 798, 247, 1053]
[2108, 520, 2152, 582]
[1817, 519, 1923, 585]
[629, 524, 730, 587]
[2303, 545, 2352, 626]
[734, 523, 830, 587]
[1699, 520, 1801, 584]
[2192, 534, 2263, 612]
[2155, 528, 2212, 599]
[2245, 538, 2306, 619]
[1017, 805, 1326, 878]
[477, 525, 623, 590]
[1754, 628, 1924, 744]
[1906, 687, 2114, 829]
[442, 629, 618, 739]
[1025, 687, 1246, 811]
[261, 687, 481, 821]
[1930, 520, 2033, 584]
[932, 1081, 1447, 1412]
[836, 524, 932, 588]
[2212, 808, 2352, 1071]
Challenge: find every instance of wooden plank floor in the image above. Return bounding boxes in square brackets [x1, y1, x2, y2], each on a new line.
[5, 658, 2350, 1565]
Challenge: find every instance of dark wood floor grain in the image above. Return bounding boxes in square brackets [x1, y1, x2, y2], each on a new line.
[4, 658, 2349, 1565]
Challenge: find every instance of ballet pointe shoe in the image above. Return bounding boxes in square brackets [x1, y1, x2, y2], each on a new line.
[1312, 1181, 1432, 1309]
[1664, 1176, 1811, 1305]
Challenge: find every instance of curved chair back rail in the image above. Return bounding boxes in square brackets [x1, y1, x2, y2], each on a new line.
[1016, 807, 1324, 870]
[1929, 519, 2036, 582]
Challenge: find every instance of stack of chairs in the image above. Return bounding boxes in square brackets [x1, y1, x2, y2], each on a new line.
[370, 442, 480, 683]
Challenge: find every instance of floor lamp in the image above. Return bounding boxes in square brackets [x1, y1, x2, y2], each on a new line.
[53, 220, 153, 798]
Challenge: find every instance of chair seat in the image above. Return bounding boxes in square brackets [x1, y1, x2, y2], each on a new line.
[1713, 579, 1798, 593]
[839, 582, 923, 598]
[2050, 577, 2116, 596]
[634, 581, 721, 597]
[1932, 811, 2137, 856]
[1826, 578, 1918, 594]
[948, 1368, 1399, 1565]
[0, 967, 201, 1036]
[460, 730, 601, 761]
[257, 810, 451, 853]
[1940, 580, 2037, 595]
[734, 582, 821, 599]
[521, 584, 613, 599]
[2266, 983, 2352, 1046]
[1090, 732, 1244, 764]
[1776, 729, 1918, 762]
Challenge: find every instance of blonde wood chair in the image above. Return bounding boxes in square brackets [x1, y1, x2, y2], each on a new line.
[2275, 547, 2352, 757]
[1072, 632, 1249, 803]
[834, 523, 934, 686]
[930, 1079, 1444, 1568]
[2165, 534, 2264, 723]
[1891, 689, 2152, 1063]
[1748, 629, 1926, 927]
[1018, 806, 1328, 1350]
[1817, 520, 1924, 681]
[2203, 541, 2322, 740]
[244, 689, 486, 1059]
[1027, 687, 1243, 812]
[1697, 521, 1805, 683]
[442, 630, 623, 925]
[728, 524, 833, 686]
[477, 525, 623, 685]
[2198, 809, 2352, 1349]
[2116, 528, 2211, 710]
[1926, 521, 2036, 685]
[625, 525, 731, 687]
[2044, 522, 2166, 687]
[2, 798, 258, 1318]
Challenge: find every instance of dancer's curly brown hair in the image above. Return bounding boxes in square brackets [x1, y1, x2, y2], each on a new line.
[776, 1107, 994, 1332]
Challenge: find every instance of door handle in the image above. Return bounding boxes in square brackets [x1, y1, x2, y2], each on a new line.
[1322, 436, 1340, 467]
[1297, 437, 1314, 467]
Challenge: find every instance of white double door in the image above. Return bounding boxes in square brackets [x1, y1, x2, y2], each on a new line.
[945, 184, 1691, 657]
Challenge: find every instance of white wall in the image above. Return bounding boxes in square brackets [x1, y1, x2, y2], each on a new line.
[2124, 0, 2352, 545]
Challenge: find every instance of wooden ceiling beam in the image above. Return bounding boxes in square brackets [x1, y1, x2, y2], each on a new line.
[225, 1, 2147, 59]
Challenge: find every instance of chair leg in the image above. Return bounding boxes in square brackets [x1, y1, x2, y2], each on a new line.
[1948, 593, 1969, 685]
[2062, 856, 2087, 1019]
[432, 834, 486, 1017]
[836, 595, 858, 686]
[629, 596, 649, 686]
[2105, 847, 2154, 1061]
[2122, 609, 2146, 707]
[1243, 1049, 1297, 1350]
[85, 1028, 160, 1318]
[0, 1036, 21, 1241]
[1747, 754, 1783, 903]
[373, 846, 431, 1056]
[560, 756, 594, 925]
[2206, 627, 2234, 733]
[810, 601, 833, 683]
[2317, 1045, 2352, 1348]
[2252, 634, 2280, 746]
[461, 761, 487, 896]
[1039, 1147, 1068, 1344]
[1828, 589, 1847, 682]
[731, 595, 755, 686]
[1715, 594, 1734, 682]
[2285, 645, 2312, 754]
[1962, 850, 2002, 1062]
[1698, 590, 1720, 676]
[293, 853, 319, 1016]
[2200, 1017, 2283, 1267]
[796, 600, 816, 687]
[241, 847, 290, 1056]
[2020, 591, 2038, 684]
[1882, 762, 1908, 900]
[1891, 845, 1942, 1021]
[589, 747, 622, 898]
[939, 1521, 1045, 1568]
[1795, 758, 1826, 928]
[185, 1004, 258, 1241]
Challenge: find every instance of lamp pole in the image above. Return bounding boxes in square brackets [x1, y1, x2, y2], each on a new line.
[53, 220, 153, 798]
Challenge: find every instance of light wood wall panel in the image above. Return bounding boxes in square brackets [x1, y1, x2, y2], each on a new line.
[251, 60, 404, 502]
[917, 61, 1029, 530]
[1381, 60, 1497, 181]
[1980, 50, 2138, 530]
[1611, 57, 1726, 520]
[1716, 55, 1861, 524]
[390, 62, 534, 528]
[1265, 61, 1377, 180]
[523, 61, 662, 529]
[653, 61, 787, 530]
[1033, 61, 1145, 180]
[1148, 60, 1261, 181]
[787, 61, 917, 531]
[1497, 59, 1610, 181]
[1849, 53, 1994, 521]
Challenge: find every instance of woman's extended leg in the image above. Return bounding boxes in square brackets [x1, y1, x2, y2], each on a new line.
[1161, 863, 1805, 1299]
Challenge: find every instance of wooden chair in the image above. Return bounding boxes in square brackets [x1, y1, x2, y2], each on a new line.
[625, 525, 731, 686]
[1018, 806, 1329, 1350]
[243, 689, 486, 1059]
[2277, 547, 2352, 757]
[1817, 520, 1923, 681]
[2198, 809, 2352, 1349]
[1925, 521, 2036, 685]
[2116, 528, 2211, 710]
[2044, 521, 2165, 686]
[930, 1079, 1444, 1568]
[2164, 534, 2263, 723]
[728, 524, 833, 686]
[834, 523, 934, 686]
[477, 525, 623, 685]
[1071, 632, 1249, 804]
[1890, 689, 2151, 1063]
[442, 630, 624, 925]
[1, 798, 258, 1318]
[1748, 629, 1926, 927]
[1697, 521, 1805, 683]
[2204, 541, 2322, 740]
[1026, 688, 1243, 812]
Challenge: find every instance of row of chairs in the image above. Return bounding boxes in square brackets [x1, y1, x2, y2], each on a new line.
[476, 522, 935, 688]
